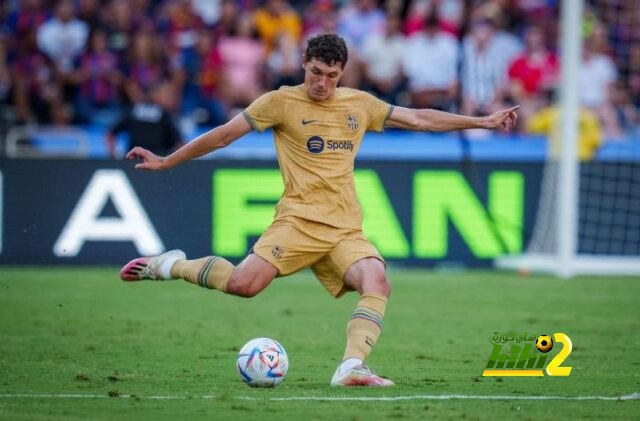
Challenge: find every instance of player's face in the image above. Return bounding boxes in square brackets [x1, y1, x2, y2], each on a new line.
[303, 58, 344, 101]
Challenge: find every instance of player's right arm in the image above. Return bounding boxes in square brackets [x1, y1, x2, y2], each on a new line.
[126, 113, 253, 170]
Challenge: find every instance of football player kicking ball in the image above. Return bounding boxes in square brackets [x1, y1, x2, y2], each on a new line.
[121, 34, 518, 387]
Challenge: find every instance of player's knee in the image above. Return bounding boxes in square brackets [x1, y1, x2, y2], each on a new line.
[379, 277, 391, 298]
[226, 274, 267, 298]
[370, 275, 391, 298]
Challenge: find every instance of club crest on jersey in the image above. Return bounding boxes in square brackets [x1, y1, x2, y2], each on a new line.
[347, 114, 358, 131]
[271, 246, 283, 259]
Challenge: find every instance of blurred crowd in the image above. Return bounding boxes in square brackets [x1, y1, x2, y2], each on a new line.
[0, 0, 639, 145]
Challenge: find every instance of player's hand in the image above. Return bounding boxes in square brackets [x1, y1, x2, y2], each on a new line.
[480, 105, 519, 132]
[126, 147, 167, 170]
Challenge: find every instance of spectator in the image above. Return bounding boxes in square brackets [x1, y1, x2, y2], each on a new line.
[179, 28, 227, 127]
[218, 13, 265, 108]
[301, 0, 335, 37]
[12, 29, 68, 124]
[253, 0, 302, 54]
[123, 30, 174, 106]
[460, 18, 508, 117]
[508, 26, 558, 130]
[579, 31, 622, 137]
[402, 12, 458, 110]
[212, 0, 239, 39]
[192, 0, 222, 26]
[628, 44, 640, 116]
[361, 14, 405, 104]
[77, 0, 102, 31]
[337, 0, 386, 50]
[528, 105, 603, 162]
[0, 35, 11, 109]
[266, 32, 302, 90]
[71, 28, 122, 126]
[403, 0, 463, 37]
[104, 0, 136, 61]
[162, 0, 205, 52]
[6, 0, 49, 42]
[36, 0, 89, 76]
[106, 84, 182, 157]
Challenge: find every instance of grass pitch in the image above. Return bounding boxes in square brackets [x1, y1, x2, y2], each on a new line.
[0, 267, 638, 419]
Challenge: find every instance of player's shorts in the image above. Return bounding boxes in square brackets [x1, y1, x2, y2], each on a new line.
[251, 216, 384, 298]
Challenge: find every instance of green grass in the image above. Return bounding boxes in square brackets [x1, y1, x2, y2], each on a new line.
[0, 267, 638, 420]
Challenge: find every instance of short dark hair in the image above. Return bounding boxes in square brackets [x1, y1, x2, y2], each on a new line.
[304, 34, 348, 68]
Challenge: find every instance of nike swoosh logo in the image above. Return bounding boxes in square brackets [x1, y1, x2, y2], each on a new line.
[302, 119, 317, 125]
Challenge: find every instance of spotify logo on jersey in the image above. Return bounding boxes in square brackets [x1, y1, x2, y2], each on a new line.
[306, 136, 324, 154]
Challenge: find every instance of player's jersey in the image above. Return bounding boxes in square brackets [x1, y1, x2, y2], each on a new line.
[243, 84, 393, 230]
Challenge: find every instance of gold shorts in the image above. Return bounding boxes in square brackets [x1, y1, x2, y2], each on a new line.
[252, 216, 384, 297]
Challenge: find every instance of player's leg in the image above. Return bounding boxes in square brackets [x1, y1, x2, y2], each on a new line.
[332, 257, 394, 386]
[120, 249, 277, 297]
[173, 253, 278, 297]
[311, 233, 394, 386]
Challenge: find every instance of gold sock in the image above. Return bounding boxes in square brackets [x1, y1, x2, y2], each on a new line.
[343, 293, 388, 362]
[170, 257, 234, 292]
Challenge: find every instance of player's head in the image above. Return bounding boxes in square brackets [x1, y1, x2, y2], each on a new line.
[302, 34, 348, 101]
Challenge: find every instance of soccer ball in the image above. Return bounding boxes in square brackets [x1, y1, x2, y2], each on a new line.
[536, 335, 553, 353]
[236, 337, 288, 388]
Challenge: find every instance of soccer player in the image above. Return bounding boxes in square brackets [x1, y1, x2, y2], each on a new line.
[120, 34, 518, 387]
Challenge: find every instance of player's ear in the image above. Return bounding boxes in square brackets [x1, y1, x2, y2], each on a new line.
[301, 55, 307, 70]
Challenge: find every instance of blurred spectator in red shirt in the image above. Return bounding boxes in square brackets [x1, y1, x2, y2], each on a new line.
[508, 26, 558, 130]
[71, 28, 123, 126]
[403, 0, 463, 37]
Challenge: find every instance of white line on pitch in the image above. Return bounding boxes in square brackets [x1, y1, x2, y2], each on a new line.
[0, 393, 637, 401]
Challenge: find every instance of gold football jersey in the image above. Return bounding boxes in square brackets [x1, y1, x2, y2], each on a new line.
[243, 85, 393, 229]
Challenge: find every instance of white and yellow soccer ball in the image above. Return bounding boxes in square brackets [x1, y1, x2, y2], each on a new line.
[236, 337, 288, 387]
[536, 335, 554, 353]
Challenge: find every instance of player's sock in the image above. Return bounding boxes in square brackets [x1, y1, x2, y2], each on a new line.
[170, 256, 235, 292]
[342, 293, 387, 362]
[338, 357, 363, 373]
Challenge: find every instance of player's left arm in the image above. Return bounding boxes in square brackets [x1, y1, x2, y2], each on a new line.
[385, 105, 519, 132]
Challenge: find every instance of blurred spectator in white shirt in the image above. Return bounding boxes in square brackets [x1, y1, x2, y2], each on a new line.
[402, 12, 459, 110]
[361, 15, 405, 104]
[37, 0, 89, 75]
[579, 35, 621, 137]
